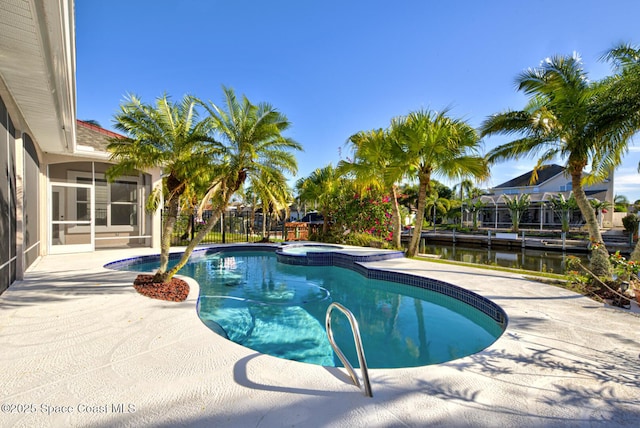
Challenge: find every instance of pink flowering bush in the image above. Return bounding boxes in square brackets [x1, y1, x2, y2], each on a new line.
[334, 190, 394, 241]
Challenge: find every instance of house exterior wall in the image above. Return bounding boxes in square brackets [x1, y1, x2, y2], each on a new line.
[490, 169, 614, 228]
[0, 89, 49, 290]
[0, 8, 162, 293]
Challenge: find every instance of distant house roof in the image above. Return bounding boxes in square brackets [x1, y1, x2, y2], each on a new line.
[76, 120, 125, 152]
[300, 212, 324, 223]
[494, 164, 565, 188]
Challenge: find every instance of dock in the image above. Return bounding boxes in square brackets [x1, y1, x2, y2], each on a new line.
[404, 229, 636, 254]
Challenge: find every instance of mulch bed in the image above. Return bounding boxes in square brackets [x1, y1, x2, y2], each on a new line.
[133, 274, 189, 302]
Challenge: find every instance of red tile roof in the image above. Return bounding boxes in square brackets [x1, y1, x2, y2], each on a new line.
[76, 119, 125, 139]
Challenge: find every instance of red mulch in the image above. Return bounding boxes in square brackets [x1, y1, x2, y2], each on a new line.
[133, 274, 189, 302]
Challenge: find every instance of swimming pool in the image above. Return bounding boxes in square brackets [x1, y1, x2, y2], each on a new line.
[110, 246, 506, 368]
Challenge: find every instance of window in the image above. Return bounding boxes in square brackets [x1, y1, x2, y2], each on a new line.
[70, 172, 140, 230]
[110, 180, 138, 226]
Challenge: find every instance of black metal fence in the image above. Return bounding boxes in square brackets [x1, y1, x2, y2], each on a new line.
[162, 209, 286, 246]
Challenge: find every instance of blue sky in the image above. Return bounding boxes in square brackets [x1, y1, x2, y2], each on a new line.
[76, 0, 640, 202]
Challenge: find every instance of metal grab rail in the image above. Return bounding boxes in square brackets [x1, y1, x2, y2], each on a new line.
[325, 302, 372, 397]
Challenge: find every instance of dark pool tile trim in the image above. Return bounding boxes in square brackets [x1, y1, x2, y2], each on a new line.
[363, 266, 507, 326]
[106, 244, 507, 329]
[104, 244, 279, 270]
[276, 248, 506, 327]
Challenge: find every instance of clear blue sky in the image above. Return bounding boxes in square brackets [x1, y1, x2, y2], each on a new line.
[76, 0, 640, 202]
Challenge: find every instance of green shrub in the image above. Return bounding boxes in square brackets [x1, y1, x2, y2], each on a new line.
[622, 214, 639, 234]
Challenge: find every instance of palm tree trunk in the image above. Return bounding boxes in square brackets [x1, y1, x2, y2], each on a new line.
[390, 185, 402, 249]
[164, 206, 225, 281]
[571, 170, 611, 277]
[407, 175, 429, 257]
[153, 195, 179, 283]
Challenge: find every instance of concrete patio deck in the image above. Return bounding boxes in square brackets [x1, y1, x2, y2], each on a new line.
[1, 247, 639, 427]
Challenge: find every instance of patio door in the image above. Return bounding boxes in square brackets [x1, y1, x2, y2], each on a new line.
[49, 182, 94, 254]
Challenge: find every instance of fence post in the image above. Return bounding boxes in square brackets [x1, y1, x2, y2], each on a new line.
[221, 211, 226, 244]
[190, 214, 195, 241]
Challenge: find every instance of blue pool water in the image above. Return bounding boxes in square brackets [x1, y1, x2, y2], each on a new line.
[116, 249, 504, 368]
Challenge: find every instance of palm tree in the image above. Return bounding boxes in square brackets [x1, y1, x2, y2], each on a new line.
[392, 109, 489, 257]
[614, 194, 629, 212]
[162, 86, 301, 281]
[453, 179, 474, 201]
[596, 43, 640, 150]
[480, 53, 633, 276]
[468, 199, 486, 230]
[548, 193, 578, 232]
[424, 191, 451, 232]
[600, 43, 640, 262]
[249, 170, 292, 241]
[453, 178, 474, 226]
[296, 165, 342, 235]
[339, 128, 405, 248]
[501, 194, 530, 233]
[107, 93, 219, 282]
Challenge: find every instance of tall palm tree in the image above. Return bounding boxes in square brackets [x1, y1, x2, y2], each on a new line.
[107, 93, 219, 282]
[392, 109, 489, 257]
[480, 53, 633, 276]
[600, 42, 640, 262]
[339, 128, 405, 248]
[596, 42, 640, 149]
[453, 179, 474, 201]
[296, 165, 342, 235]
[424, 191, 451, 232]
[453, 178, 474, 226]
[162, 86, 301, 281]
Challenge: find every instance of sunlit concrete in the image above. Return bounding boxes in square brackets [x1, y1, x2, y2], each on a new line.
[1, 246, 639, 427]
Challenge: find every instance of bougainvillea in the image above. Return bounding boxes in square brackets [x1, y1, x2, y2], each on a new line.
[333, 189, 394, 240]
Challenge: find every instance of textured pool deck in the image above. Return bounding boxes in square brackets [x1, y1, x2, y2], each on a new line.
[1, 246, 639, 427]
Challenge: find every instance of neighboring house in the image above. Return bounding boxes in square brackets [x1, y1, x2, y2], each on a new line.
[0, 1, 161, 294]
[468, 164, 614, 230]
[299, 212, 324, 225]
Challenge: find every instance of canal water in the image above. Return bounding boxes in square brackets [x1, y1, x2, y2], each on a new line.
[419, 243, 590, 274]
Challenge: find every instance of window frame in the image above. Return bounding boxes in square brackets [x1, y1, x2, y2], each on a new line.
[67, 171, 141, 233]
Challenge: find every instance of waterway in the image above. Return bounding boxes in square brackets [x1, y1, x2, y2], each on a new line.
[419, 243, 590, 274]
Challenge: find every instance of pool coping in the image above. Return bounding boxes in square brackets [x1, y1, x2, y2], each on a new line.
[109, 244, 507, 328]
[1, 245, 639, 427]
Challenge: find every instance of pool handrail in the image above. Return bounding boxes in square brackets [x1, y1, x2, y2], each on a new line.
[325, 302, 373, 397]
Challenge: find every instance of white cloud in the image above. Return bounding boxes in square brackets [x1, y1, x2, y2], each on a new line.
[613, 171, 640, 202]
[614, 172, 640, 185]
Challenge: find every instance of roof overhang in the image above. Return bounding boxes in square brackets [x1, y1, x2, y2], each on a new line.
[0, 0, 76, 153]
